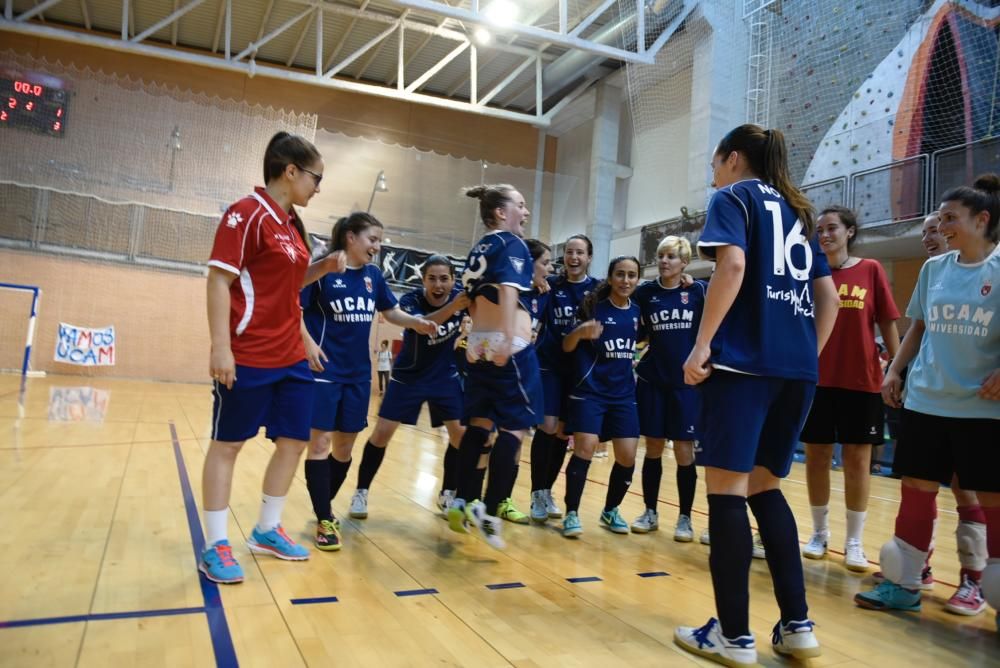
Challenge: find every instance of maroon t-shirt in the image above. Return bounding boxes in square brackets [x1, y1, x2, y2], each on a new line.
[818, 258, 900, 393]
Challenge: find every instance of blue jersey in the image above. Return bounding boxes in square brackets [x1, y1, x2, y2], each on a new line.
[391, 286, 465, 384]
[302, 264, 397, 382]
[698, 179, 830, 382]
[537, 275, 599, 369]
[569, 298, 641, 401]
[462, 230, 532, 303]
[634, 279, 707, 388]
[519, 288, 551, 342]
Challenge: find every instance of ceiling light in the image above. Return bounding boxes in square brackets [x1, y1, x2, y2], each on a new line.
[474, 27, 492, 44]
[483, 0, 518, 27]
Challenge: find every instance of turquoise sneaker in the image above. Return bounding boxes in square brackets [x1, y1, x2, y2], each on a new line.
[199, 540, 244, 584]
[854, 581, 921, 611]
[247, 525, 309, 561]
[599, 507, 630, 534]
[562, 510, 583, 538]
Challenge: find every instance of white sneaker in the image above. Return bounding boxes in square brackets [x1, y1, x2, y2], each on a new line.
[673, 514, 693, 542]
[544, 489, 563, 518]
[529, 490, 549, 523]
[752, 532, 766, 559]
[802, 531, 829, 560]
[631, 509, 660, 534]
[349, 489, 369, 519]
[844, 539, 869, 572]
[674, 617, 757, 666]
[466, 500, 505, 549]
[700, 528, 711, 545]
[437, 489, 455, 517]
[771, 619, 821, 659]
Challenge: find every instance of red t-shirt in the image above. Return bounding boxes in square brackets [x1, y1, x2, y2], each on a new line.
[818, 258, 900, 393]
[208, 187, 309, 368]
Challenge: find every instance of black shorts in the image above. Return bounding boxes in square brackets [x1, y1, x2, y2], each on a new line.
[799, 386, 885, 445]
[893, 409, 1000, 492]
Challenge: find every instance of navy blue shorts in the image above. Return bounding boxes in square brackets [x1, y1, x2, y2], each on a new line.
[211, 361, 313, 442]
[463, 346, 543, 431]
[311, 379, 371, 433]
[539, 367, 565, 418]
[636, 377, 701, 441]
[695, 371, 815, 477]
[378, 375, 463, 426]
[566, 394, 640, 439]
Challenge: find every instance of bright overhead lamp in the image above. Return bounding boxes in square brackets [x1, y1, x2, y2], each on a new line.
[482, 0, 518, 27]
[474, 27, 492, 44]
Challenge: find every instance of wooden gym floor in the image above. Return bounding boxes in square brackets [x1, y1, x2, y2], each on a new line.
[1, 374, 997, 667]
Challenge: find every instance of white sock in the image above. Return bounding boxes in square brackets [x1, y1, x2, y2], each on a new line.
[257, 494, 286, 532]
[204, 509, 229, 546]
[810, 505, 830, 535]
[845, 509, 867, 544]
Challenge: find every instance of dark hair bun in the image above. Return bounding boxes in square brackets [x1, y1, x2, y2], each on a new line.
[973, 173, 1000, 195]
[464, 186, 487, 200]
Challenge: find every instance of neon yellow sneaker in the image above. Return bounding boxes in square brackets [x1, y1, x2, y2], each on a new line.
[497, 498, 529, 524]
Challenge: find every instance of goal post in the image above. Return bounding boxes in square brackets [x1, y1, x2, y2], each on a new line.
[0, 283, 42, 379]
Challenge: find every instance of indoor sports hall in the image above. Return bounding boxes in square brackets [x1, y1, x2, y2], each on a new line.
[2, 0, 998, 666]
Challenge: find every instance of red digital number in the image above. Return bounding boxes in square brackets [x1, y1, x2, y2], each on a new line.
[33, 84, 43, 96]
[13, 81, 44, 96]
[7, 97, 16, 109]
[25, 101, 34, 112]
[0, 110, 7, 122]
[56, 107, 63, 118]
[52, 121, 62, 132]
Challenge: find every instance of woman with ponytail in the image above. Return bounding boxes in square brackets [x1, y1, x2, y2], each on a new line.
[855, 175, 1000, 625]
[673, 124, 839, 666]
[202, 132, 344, 584]
[559, 256, 642, 538]
[446, 184, 543, 549]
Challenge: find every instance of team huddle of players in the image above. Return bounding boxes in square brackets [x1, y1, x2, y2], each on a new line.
[202, 127, 999, 667]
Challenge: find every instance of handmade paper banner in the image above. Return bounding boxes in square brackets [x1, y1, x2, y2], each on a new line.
[54, 323, 116, 366]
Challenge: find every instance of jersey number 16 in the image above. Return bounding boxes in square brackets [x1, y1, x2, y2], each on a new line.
[764, 201, 813, 281]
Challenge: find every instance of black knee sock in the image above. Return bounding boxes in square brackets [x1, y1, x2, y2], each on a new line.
[707, 494, 753, 639]
[546, 436, 569, 489]
[456, 426, 491, 502]
[748, 489, 809, 624]
[604, 462, 635, 512]
[441, 444, 459, 492]
[304, 459, 332, 522]
[529, 430, 552, 491]
[676, 463, 697, 517]
[473, 466, 487, 501]
[642, 456, 663, 511]
[484, 431, 520, 515]
[356, 441, 386, 490]
[505, 464, 520, 500]
[563, 455, 591, 513]
[328, 455, 351, 504]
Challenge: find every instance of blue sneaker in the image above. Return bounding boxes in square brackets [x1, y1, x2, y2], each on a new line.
[854, 581, 921, 611]
[199, 540, 244, 584]
[247, 525, 309, 561]
[562, 510, 583, 538]
[674, 617, 757, 666]
[599, 507, 630, 534]
[529, 490, 549, 523]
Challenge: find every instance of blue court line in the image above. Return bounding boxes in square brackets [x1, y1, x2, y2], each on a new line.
[0, 606, 206, 629]
[394, 588, 439, 597]
[566, 576, 602, 584]
[485, 582, 526, 590]
[170, 422, 239, 668]
[637, 571, 670, 578]
[290, 596, 339, 606]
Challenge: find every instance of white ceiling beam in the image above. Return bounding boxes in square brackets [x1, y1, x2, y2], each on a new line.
[396, 19, 403, 89]
[405, 39, 467, 93]
[170, 0, 177, 44]
[541, 76, 594, 122]
[15, 0, 63, 23]
[255, 0, 274, 42]
[324, 21, 398, 78]
[0, 21, 550, 125]
[315, 6, 323, 74]
[568, 0, 615, 38]
[235, 5, 313, 61]
[645, 0, 696, 57]
[79, 0, 90, 29]
[355, 8, 408, 80]
[322, 0, 371, 72]
[131, 0, 207, 44]
[383, 0, 652, 63]
[210, 0, 225, 52]
[120, 0, 127, 39]
[478, 54, 535, 107]
[385, 0, 461, 87]
[286, 10, 315, 66]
